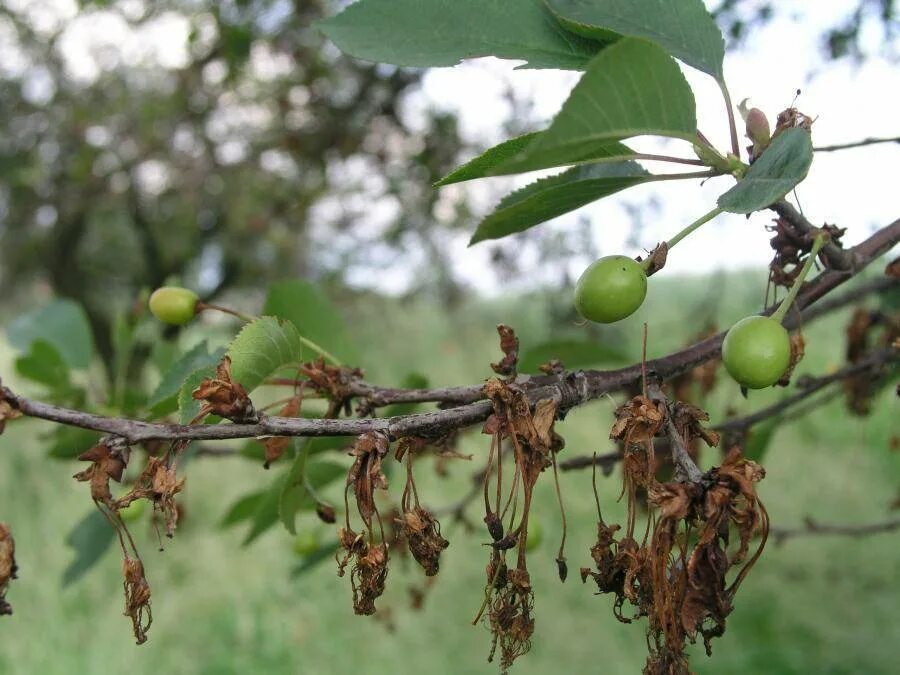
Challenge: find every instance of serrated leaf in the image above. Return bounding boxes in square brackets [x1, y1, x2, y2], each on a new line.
[717, 129, 814, 214]
[7, 299, 94, 369]
[545, 0, 725, 79]
[518, 339, 628, 373]
[264, 280, 357, 365]
[15, 339, 70, 389]
[148, 341, 227, 413]
[493, 38, 696, 175]
[470, 161, 651, 244]
[318, 0, 602, 71]
[227, 316, 305, 393]
[437, 132, 634, 184]
[62, 510, 115, 586]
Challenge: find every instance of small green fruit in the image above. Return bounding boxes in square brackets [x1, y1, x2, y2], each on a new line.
[148, 287, 199, 326]
[722, 316, 791, 389]
[525, 520, 543, 552]
[292, 530, 320, 557]
[119, 499, 147, 523]
[574, 255, 647, 323]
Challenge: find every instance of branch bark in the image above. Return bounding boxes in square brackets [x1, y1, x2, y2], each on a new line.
[2, 218, 898, 446]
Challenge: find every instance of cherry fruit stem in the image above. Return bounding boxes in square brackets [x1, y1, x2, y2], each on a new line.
[198, 303, 342, 366]
[641, 207, 723, 272]
[771, 235, 827, 324]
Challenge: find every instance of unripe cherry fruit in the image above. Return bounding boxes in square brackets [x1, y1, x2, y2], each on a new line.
[574, 255, 647, 323]
[721, 315, 791, 389]
[118, 499, 147, 523]
[292, 530, 320, 557]
[148, 286, 199, 326]
[525, 520, 543, 552]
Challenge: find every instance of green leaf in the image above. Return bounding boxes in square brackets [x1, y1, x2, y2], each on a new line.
[470, 161, 651, 244]
[62, 510, 115, 586]
[220, 490, 267, 527]
[318, 0, 602, 71]
[46, 426, 102, 460]
[148, 341, 227, 413]
[243, 471, 290, 545]
[15, 339, 70, 389]
[264, 280, 357, 365]
[545, 0, 725, 79]
[7, 299, 94, 369]
[227, 316, 305, 393]
[717, 129, 814, 214]
[519, 339, 627, 373]
[436, 133, 541, 186]
[437, 132, 634, 184]
[743, 418, 780, 462]
[280, 442, 346, 535]
[493, 38, 696, 175]
[291, 540, 341, 578]
[177, 365, 217, 424]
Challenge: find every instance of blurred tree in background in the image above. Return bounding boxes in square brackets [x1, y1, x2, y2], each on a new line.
[0, 0, 476, 371]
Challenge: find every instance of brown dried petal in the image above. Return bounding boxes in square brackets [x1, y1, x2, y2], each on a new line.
[122, 557, 152, 645]
[0, 523, 16, 617]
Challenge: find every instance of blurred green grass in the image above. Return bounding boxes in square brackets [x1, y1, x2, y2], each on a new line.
[1, 270, 898, 674]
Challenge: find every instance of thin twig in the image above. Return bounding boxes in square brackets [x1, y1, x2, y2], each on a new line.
[1, 219, 898, 445]
[814, 136, 900, 152]
[771, 517, 900, 543]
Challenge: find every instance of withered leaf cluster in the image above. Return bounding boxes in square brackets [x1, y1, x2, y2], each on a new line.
[476, 378, 563, 670]
[263, 396, 302, 468]
[122, 556, 152, 645]
[337, 431, 391, 615]
[584, 394, 768, 675]
[0, 523, 16, 616]
[490, 324, 519, 377]
[301, 358, 364, 418]
[395, 438, 449, 577]
[74, 440, 129, 505]
[119, 456, 186, 538]
[0, 386, 22, 435]
[336, 527, 389, 616]
[767, 216, 844, 289]
[192, 356, 259, 423]
[843, 307, 900, 414]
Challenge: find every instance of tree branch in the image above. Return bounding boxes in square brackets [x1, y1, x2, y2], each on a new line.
[2, 219, 898, 446]
[770, 517, 900, 544]
[769, 200, 854, 271]
[814, 136, 900, 152]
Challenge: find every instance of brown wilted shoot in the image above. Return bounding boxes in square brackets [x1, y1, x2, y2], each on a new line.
[191, 356, 259, 423]
[122, 556, 152, 645]
[396, 438, 449, 577]
[0, 523, 16, 616]
[263, 396, 302, 468]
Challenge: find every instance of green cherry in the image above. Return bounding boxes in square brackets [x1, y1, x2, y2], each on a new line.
[292, 530, 320, 557]
[148, 286, 199, 326]
[722, 316, 791, 389]
[118, 499, 147, 523]
[525, 520, 543, 553]
[574, 255, 647, 323]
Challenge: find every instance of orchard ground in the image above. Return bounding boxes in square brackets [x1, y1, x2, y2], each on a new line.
[0, 268, 897, 675]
